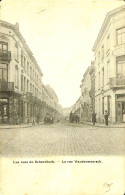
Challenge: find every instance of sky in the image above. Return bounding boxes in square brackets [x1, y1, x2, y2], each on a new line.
[0, 0, 124, 107]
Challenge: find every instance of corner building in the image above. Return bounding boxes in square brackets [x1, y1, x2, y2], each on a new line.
[0, 21, 43, 124]
[92, 6, 125, 123]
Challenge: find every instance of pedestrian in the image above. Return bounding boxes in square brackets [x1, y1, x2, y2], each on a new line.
[37, 114, 40, 124]
[92, 112, 96, 125]
[104, 110, 108, 126]
[69, 111, 72, 123]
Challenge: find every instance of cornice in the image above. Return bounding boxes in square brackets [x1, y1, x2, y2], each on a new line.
[92, 5, 125, 52]
[0, 20, 43, 76]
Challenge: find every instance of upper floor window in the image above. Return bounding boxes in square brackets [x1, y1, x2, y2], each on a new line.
[15, 65, 19, 88]
[21, 54, 23, 67]
[101, 45, 104, 59]
[117, 61, 125, 77]
[0, 42, 8, 54]
[102, 68, 104, 87]
[98, 51, 100, 64]
[15, 44, 19, 61]
[116, 27, 125, 45]
[107, 35, 110, 51]
[24, 57, 26, 70]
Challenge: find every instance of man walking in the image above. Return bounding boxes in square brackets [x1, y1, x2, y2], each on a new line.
[104, 110, 108, 126]
[92, 112, 96, 126]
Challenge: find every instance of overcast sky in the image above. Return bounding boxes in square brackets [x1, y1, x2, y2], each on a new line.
[0, 0, 124, 107]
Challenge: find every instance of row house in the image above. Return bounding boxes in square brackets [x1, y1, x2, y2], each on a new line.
[71, 97, 81, 118]
[80, 66, 92, 122]
[42, 85, 63, 121]
[92, 5, 125, 123]
[0, 20, 44, 124]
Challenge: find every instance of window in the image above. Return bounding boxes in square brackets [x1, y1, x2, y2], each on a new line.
[0, 42, 8, 54]
[101, 45, 104, 59]
[107, 61, 110, 83]
[107, 96, 111, 115]
[102, 97, 104, 115]
[15, 65, 19, 88]
[117, 61, 125, 77]
[15, 44, 19, 61]
[27, 61, 29, 74]
[21, 75, 24, 91]
[24, 57, 26, 70]
[116, 27, 125, 45]
[21, 54, 23, 67]
[98, 72, 100, 89]
[102, 68, 104, 87]
[107, 35, 110, 51]
[98, 51, 100, 64]
[27, 80, 29, 92]
[0, 64, 8, 84]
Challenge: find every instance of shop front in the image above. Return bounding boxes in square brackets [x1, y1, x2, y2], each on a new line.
[116, 94, 125, 123]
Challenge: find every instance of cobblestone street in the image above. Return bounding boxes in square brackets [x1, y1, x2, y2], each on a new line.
[0, 122, 124, 157]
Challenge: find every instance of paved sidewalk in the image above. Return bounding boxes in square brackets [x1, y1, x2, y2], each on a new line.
[81, 121, 125, 128]
[0, 122, 44, 129]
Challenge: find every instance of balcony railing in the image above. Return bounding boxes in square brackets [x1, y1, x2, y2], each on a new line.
[0, 82, 14, 91]
[0, 51, 11, 61]
[26, 92, 33, 99]
[109, 76, 125, 88]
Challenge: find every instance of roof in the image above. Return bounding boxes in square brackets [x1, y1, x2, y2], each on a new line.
[0, 20, 43, 76]
[92, 5, 125, 52]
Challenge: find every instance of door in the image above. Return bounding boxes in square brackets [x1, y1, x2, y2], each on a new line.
[0, 102, 9, 124]
[116, 102, 122, 123]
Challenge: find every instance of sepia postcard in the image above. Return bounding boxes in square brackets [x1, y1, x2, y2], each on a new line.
[0, 0, 125, 195]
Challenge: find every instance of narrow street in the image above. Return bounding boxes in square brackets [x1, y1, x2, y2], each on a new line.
[0, 122, 124, 157]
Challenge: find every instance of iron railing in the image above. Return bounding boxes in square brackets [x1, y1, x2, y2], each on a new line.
[109, 76, 125, 88]
[0, 82, 14, 91]
[0, 51, 11, 61]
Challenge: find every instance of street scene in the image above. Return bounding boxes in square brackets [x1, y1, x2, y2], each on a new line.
[0, 121, 124, 157]
[0, 2, 125, 158]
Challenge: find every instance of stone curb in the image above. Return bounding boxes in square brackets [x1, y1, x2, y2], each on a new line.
[0, 122, 44, 129]
[81, 121, 125, 128]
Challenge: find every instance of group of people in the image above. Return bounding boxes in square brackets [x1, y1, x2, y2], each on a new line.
[92, 110, 109, 126]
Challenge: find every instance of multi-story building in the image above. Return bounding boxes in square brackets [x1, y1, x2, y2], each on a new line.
[89, 61, 95, 113]
[71, 97, 81, 118]
[42, 85, 63, 121]
[80, 66, 92, 121]
[92, 5, 125, 123]
[0, 20, 44, 124]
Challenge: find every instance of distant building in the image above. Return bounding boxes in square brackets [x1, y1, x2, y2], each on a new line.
[92, 5, 125, 123]
[89, 61, 95, 113]
[80, 66, 92, 122]
[71, 97, 81, 118]
[42, 85, 63, 120]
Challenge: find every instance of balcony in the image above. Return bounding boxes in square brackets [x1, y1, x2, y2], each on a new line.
[0, 51, 11, 62]
[0, 82, 14, 91]
[113, 44, 125, 56]
[109, 76, 125, 89]
[26, 92, 33, 99]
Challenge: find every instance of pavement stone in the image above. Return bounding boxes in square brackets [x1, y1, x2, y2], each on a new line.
[0, 122, 124, 157]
